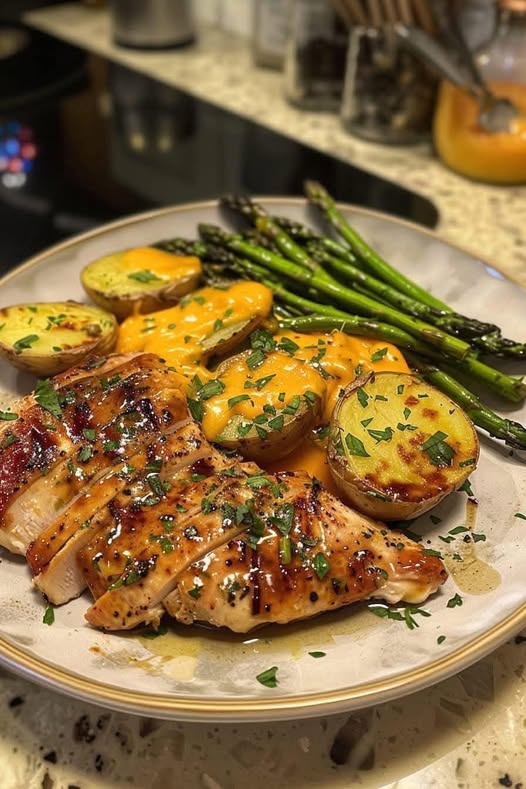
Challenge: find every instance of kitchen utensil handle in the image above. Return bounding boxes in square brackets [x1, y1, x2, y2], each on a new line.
[393, 23, 479, 97]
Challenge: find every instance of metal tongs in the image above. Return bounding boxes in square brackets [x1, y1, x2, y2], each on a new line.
[393, 23, 520, 133]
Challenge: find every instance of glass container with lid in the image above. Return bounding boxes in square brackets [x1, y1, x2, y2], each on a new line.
[433, 0, 526, 183]
[284, 0, 347, 111]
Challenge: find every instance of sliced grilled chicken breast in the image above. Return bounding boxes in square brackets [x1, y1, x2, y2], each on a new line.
[0, 353, 178, 553]
[83, 466, 270, 630]
[164, 473, 447, 632]
[26, 387, 190, 575]
[31, 420, 211, 604]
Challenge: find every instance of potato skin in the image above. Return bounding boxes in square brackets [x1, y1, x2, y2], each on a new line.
[0, 301, 118, 376]
[328, 372, 480, 520]
[200, 317, 262, 361]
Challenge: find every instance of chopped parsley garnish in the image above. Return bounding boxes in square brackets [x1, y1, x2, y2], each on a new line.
[277, 337, 299, 356]
[370, 347, 388, 362]
[43, 605, 55, 626]
[422, 548, 443, 558]
[102, 439, 119, 453]
[308, 651, 326, 658]
[187, 398, 204, 422]
[0, 411, 17, 421]
[448, 525, 468, 535]
[344, 432, 370, 457]
[127, 270, 162, 283]
[514, 512, 526, 520]
[34, 379, 62, 419]
[459, 458, 476, 468]
[256, 666, 278, 688]
[13, 334, 39, 353]
[83, 428, 96, 442]
[246, 349, 266, 370]
[458, 479, 474, 496]
[356, 387, 369, 408]
[368, 603, 431, 629]
[213, 318, 224, 332]
[367, 427, 394, 444]
[437, 635, 446, 645]
[447, 593, 463, 608]
[250, 328, 276, 353]
[228, 394, 250, 409]
[420, 431, 455, 468]
[403, 407, 411, 420]
[77, 445, 93, 463]
[397, 384, 405, 395]
[313, 552, 330, 580]
[430, 515, 442, 525]
[270, 502, 295, 535]
[279, 536, 292, 564]
[361, 417, 373, 428]
[198, 379, 225, 401]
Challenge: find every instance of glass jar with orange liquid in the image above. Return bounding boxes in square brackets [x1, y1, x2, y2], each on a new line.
[433, 0, 526, 184]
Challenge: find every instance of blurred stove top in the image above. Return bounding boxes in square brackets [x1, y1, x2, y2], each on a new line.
[0, 26, 438, 273]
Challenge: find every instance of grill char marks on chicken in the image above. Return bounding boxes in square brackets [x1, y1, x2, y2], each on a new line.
[84, 467, 446, 632]
[164, 472, 447, 632]
[1, 353, 179, 554]
[33, 424, 237, 606]
[26, 388, 191, 578]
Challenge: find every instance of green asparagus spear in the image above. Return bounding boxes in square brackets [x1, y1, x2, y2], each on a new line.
[304, 180, 451, 311]
[198, 223, 473, 360]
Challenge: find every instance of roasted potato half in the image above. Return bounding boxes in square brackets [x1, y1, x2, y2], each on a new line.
[0, 301, 118, 376]
[199, 350, 324, 462]
[328, 372, 479, 520]
[81, 247, 202, 320]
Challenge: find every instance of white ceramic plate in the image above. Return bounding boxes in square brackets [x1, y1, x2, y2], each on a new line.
[0, 199, 524, 722]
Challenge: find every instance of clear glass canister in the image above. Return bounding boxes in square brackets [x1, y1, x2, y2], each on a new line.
[253, 0, 288, 69]
[340, 26, 437, 144]
[284, 0, 347, 110]
[433, 0, 526, 183]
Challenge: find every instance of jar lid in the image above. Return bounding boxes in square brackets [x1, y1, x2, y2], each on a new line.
[499, 0, 526, 11]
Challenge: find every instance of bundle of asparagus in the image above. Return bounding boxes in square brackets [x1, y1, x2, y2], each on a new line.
[155, 181, 526, 451]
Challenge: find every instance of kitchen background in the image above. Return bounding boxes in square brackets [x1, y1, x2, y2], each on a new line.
[0, 1, 525, 787]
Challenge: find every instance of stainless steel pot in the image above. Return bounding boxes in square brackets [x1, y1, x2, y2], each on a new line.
[110, 0, 196, 49]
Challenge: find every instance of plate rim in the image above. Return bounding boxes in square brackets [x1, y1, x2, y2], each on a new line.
[1, 197, 525, 722]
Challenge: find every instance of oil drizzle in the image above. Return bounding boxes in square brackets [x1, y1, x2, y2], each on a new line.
[445, 496, 501, 595]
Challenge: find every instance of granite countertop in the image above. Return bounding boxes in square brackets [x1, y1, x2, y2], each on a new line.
[1, 4, 523, 788]
[25, 3, 526, 289]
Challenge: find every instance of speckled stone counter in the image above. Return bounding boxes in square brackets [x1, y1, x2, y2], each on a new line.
[6, 5, 526, 788]
[25, 3, 526, 290]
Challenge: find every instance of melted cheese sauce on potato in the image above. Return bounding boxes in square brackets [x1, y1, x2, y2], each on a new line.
[118, 282, 273, 378]
[117, 281, 409, 484]
[84, 248, 202, 295]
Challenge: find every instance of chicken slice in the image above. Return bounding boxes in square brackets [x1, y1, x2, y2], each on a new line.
[25, 385, 189, 570]
[0, 353, 180, 553]
[163, 473, 447, 632]
[31, 420, 212, 605]
[83, 466, 272, 630]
